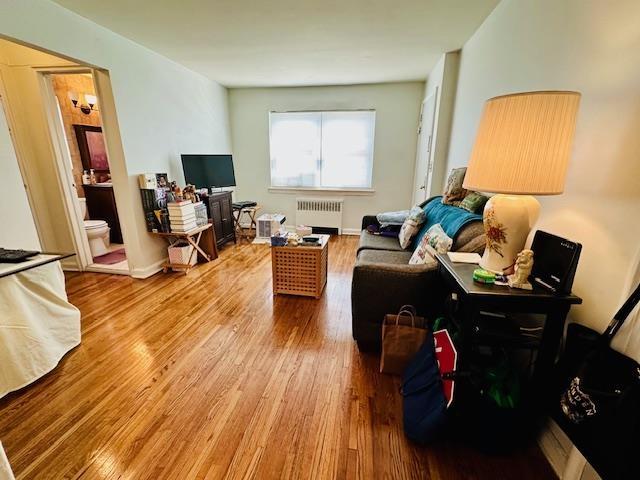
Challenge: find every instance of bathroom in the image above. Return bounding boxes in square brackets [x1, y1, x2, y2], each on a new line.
[51, 72, 128, 273]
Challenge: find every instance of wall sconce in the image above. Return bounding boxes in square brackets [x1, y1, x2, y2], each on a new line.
[68, 92, 98, 115]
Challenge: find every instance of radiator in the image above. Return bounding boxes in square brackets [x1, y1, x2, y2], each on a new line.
[295, 197, 343, 234]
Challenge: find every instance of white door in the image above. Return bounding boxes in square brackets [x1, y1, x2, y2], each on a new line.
[412, 88, 438, 205]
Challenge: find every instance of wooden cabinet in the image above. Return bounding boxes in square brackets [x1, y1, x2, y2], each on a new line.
[83, 185, 123, 244]
[206, 191, 235, 248]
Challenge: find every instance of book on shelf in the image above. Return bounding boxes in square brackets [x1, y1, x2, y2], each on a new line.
[171, 226, 198, 233]
[169, 222, 198, 230]
[167, 200, 192, 207]
[167, 202, 194, 209]
[169, 217, 197, 225]
[168, 212, 196, 220]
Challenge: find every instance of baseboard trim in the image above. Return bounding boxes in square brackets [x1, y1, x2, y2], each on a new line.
[538, 418, 583, 479]
[130, 257, 166, 279]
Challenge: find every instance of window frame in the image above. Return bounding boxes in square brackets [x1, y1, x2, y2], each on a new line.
[268, 109, 376, 192]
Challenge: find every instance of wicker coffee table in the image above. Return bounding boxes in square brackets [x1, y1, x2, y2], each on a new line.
[271, 234, 329, 298]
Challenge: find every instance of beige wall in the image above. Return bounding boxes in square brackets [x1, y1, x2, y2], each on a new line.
[51, 74, 103, 197]
[229, 82, 424, 232]
[446, 0, 640, 345]
[0, 0, 231, 277]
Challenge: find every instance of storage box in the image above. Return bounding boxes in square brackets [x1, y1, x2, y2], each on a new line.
[168, 242, 197, 266]
[296, 225, 313, 237]
[194, 202, 208, 227]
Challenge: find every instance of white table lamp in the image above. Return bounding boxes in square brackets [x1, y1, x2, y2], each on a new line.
[463, 91, 581, 273]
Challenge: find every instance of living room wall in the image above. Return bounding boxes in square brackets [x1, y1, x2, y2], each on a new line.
[0, 0, 231, 277]
[229, 82, 424, 232]
[445, 0, 640, 356]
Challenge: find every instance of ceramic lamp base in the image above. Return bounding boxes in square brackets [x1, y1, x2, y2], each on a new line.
[479, 194, 540, 274]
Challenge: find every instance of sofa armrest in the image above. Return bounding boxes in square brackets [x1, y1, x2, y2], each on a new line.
[351, 259, 444, 350]
[361, 215, 380, 231]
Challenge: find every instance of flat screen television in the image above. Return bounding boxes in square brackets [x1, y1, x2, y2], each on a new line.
[181, 154, 236, 189]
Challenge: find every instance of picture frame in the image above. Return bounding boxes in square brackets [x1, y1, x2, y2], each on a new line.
[73, 124, 110, 172]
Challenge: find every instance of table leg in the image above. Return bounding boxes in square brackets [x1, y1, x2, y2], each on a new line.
[532, 305, 570, 395]
[186, 231, 211, 262]
[248, 210, 258, 239]
[232, 209, 243, 242]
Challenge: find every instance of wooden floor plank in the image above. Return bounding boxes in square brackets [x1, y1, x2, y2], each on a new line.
[0, 236, 556, 479]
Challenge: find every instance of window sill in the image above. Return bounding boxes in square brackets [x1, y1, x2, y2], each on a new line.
[268, 186, 375, 195]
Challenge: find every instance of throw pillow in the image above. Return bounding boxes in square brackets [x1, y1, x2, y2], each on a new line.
[410, 224, 453, 264]
[398, 206, 426, 249]
[459, 191, 489, 213]
[442, 167, 467, 205]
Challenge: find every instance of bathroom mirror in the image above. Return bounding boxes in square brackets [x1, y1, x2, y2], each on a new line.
[73, 124, 110, 172]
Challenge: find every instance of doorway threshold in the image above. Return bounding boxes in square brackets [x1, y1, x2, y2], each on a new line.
[86, 263, 129, 275]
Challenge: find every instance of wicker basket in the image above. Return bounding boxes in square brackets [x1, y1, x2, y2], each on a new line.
[168, 242, 197, 266]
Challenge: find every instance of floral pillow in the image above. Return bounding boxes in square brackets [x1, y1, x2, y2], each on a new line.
[398, 206, 426, 249]
[442, 167, 467, 205]
[410, 224, 453, 264]
[459, 191, 489, 213]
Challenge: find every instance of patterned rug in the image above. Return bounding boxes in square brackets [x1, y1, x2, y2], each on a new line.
[93, 248, 126, 265]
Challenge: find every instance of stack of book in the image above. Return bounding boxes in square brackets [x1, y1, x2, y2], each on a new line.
[168, 201, 197, 233]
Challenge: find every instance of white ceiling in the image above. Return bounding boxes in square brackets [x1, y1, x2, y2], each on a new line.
[52, 0, 499, 88]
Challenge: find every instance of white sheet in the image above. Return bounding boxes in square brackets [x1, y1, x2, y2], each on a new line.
[0, 261, 80, 399]
[0, 442, 15, 480]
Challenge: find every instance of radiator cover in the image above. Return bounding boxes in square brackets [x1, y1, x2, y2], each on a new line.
[295, 198, 343, 234]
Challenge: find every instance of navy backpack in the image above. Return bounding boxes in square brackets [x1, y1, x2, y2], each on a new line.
[401, 331, 447, 443]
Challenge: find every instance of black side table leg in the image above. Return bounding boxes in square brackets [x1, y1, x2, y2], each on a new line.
[532, 305, 570, 398]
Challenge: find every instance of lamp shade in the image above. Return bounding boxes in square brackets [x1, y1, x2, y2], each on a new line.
[463, 91, 581, 195]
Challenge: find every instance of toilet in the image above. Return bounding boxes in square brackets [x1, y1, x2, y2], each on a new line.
[78, 197, 111, 257]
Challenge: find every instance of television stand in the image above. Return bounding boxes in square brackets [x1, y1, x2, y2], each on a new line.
[204, 191, 236, 249]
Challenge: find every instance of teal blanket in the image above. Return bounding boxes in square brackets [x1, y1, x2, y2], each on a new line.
[413, 196, 483, 248]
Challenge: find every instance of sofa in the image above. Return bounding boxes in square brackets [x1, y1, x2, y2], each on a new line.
[351, 196, 486, 351]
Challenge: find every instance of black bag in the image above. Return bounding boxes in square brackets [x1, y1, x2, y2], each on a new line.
[560, 283, 640, 423]
[400, 331, 447, 443]
[555, 283, 640, 479]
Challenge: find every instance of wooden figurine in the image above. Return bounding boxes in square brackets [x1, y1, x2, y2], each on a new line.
[508, 249, 534, 290]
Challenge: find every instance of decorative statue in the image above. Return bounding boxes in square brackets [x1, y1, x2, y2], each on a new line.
[508, 249, 534, 290]
[183, 184, 198, 203]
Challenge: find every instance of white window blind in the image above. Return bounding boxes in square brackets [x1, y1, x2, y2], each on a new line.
[269, 110, 375, 189]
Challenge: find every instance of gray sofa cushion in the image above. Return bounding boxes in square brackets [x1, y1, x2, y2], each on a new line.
[356, 249, 436, 272]
[357, 231, 405, 253]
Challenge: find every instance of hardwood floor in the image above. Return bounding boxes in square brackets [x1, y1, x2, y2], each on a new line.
[0, 236, 555, 479]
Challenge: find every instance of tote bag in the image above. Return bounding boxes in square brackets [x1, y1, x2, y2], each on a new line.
[380, 305, 427, 375]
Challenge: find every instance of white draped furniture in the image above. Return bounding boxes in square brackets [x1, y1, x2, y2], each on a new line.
[0, 255, 80, 400]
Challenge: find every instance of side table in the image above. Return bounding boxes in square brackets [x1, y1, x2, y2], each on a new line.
[271, 234, 329, 298]
[150, 223, 217, 274]
[435, 253, 582, 393]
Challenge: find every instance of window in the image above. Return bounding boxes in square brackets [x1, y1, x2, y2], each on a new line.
[269, 110, 375, 189]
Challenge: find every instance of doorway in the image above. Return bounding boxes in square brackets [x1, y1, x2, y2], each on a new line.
[0, 38, 129, 275]
[45, 72, 128, 273]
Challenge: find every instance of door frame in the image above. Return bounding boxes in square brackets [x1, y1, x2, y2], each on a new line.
[37, 67, 131, 275]
[37, 67, 95, 270]
[412, 87, 438, 204]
